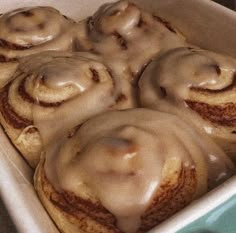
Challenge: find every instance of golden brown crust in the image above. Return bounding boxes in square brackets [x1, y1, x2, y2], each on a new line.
[186, 100, 236, 127]
[0, 55, 18, 63]
[34, 108, 235, 232]
[0, 104, 41, 168]
[0, 86, 32, 129]
[139, 47, 236, 159]
[35, 160, 197, 233]
[82, 1, 186, 83]
[186, 73, 236, 127]
[0, 50, 135, 168]
[36, 160, 122, 233]
[0, 38, 33, 50]
[0, 6, 75, 55]
[0, 6, 79, 91]
[139, 166, 196, 232]
[152, 15, 177, 34]
[18, 77, 63, 107]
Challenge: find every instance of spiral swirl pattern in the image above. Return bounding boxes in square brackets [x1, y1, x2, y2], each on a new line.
[76, 0, 186, 83]
[34, 108, 234, 233]
[0, 7, 77, 89]
[139, 47, 236, 159]
[0, 51, 135, 167]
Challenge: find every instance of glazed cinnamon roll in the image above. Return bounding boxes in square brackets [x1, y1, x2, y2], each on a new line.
[0, 7, 77, 88]
[34, 108, 234, 233]
[76, 0, 186, 83]
[139, 47, 236, 160]
[0, 51, 135, 167]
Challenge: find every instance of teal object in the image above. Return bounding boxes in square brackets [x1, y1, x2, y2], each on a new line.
[177, 195, 236, 233]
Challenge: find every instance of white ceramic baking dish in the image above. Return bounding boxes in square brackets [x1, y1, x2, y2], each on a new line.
[0, 0, 236, 232]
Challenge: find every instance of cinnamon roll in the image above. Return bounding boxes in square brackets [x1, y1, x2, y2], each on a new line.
[76, 0, 186, 83]
[34, 108, 234, 233]
[0, 51, 135, 167]
[139, 47, 236, 161]
[0, 7, 77, 88]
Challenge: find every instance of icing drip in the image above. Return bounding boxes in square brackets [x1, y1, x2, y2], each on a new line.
[139, 47, 236, 154]
[9, 51, 135, 146]
[0, 7, 76, 57]
[77, 0, 186, 83]
[44, 109, 235, 233]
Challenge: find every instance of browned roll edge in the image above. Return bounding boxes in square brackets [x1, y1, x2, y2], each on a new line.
[35, 159, 197, 233]
[0, 38, 33, 50]
[37, 160, 122, 233]
[18, 77, 63, 107]
[0, 86, 32, 129]
[0, 85, 42, 168]
[186, 100, 236, 127]
[0, 75, 65, 130]
[152, 15, 177, 34]
[0, 54, 18, 63]
[139, 165, 196, 232]
[86, 2, 178, 55]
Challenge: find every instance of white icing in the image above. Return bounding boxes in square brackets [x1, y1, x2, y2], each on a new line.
[9, 51, 135, 145]
[0, 7, 77, 57]
[44, 109, 235, 233]
[76, 0, 186, 82]
[139, 47, 236, 153]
